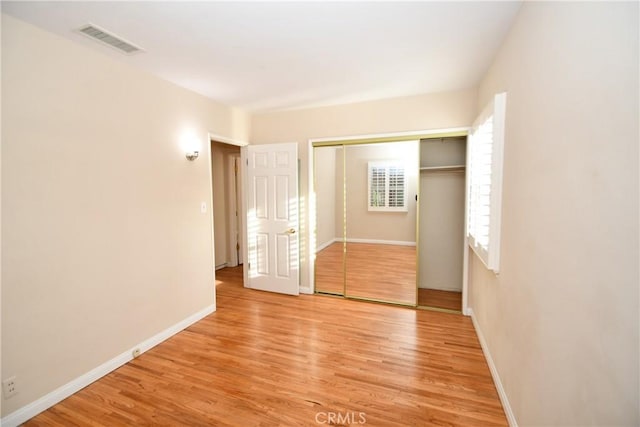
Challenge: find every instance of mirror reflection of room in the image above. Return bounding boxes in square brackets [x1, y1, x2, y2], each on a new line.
[314, 141, 419, 306]
[344, 142, 418, 305]
[314, 146, 345, 296]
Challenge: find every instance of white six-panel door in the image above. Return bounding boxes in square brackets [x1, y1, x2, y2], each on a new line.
[244, 143, 299, 295]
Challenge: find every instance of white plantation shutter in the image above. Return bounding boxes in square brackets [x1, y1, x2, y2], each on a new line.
[467, 92, 506, 272]
[368, 161, 407, 212]
[369, 165, 386, 207]
[388, 165, 405, 208]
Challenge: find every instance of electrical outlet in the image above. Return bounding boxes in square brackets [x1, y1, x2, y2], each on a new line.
[132, 348, 141, 358]
[3, 377, 17, 399]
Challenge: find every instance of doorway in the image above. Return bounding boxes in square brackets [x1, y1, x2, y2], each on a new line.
[211, 140, 243, 282]
[210, 140, 302, 296]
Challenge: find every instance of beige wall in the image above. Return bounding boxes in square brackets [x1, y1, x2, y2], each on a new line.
[418, 171, 465, 291]
[469, 2, 639, 426]
[1, 14, 249, 418]
[252, 89, 477, 290]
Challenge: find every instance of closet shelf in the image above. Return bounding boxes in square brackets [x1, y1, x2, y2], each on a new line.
[420, 165, 466, 172]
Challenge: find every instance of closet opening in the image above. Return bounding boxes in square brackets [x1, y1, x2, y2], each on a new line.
[310, 129, 468, 313]
[417, 136, 467, 312]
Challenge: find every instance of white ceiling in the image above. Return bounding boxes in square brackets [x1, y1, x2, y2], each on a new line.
[2, 1, 521, 112]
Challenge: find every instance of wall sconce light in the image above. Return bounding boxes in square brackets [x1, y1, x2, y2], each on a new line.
[186, 151, 199, 161]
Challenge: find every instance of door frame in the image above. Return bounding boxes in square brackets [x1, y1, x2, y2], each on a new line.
[308, 127, 472, 314]
[207, 133, 248, 280]
[226, 154, 243, 267]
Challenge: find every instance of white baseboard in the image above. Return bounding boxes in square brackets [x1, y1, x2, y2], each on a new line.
[215, 263, 228, 270]
[316, 238, 339, 252]
[316, 237, 416, 251]
[299, 286, 313, 295]
[0, 304, 216, 427]
[418, 285, 463, 292]
[345, 238, 416, 246]
[467, 308, 518, 427]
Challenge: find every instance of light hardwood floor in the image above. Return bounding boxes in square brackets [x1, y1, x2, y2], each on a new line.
[418, 289, 463, 312]
[316, 242, 417, 305]
[26, 266, 506, 426]
[315, 241, 345, 295]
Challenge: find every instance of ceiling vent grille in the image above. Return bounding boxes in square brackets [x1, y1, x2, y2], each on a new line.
[76, 24, 143, 55]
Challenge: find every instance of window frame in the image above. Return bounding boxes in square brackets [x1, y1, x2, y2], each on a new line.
[367, 161, 408, 212]
[467, 92, 506, 273]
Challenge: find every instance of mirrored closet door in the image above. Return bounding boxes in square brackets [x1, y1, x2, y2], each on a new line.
[344, 142, 418, 305]
[314, 141, 419, 305]
[314, 145, 345, 295]
[314, 135, 467, 311]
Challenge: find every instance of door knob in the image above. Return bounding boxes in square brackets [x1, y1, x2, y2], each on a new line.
[285, 228, 296, 234]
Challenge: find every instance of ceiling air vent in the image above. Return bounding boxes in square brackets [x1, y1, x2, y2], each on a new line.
[76, 24, 143, 55]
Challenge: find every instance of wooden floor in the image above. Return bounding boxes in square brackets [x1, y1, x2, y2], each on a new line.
[315, 241, 345, 294]
[418, 288, 463, 312]
[316, 242, 417, 305]
[26, 266, 507, 426]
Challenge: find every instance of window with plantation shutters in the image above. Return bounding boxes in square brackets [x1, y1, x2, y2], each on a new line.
[467, 92, 506, 272]
[368, 161, 407, 212]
